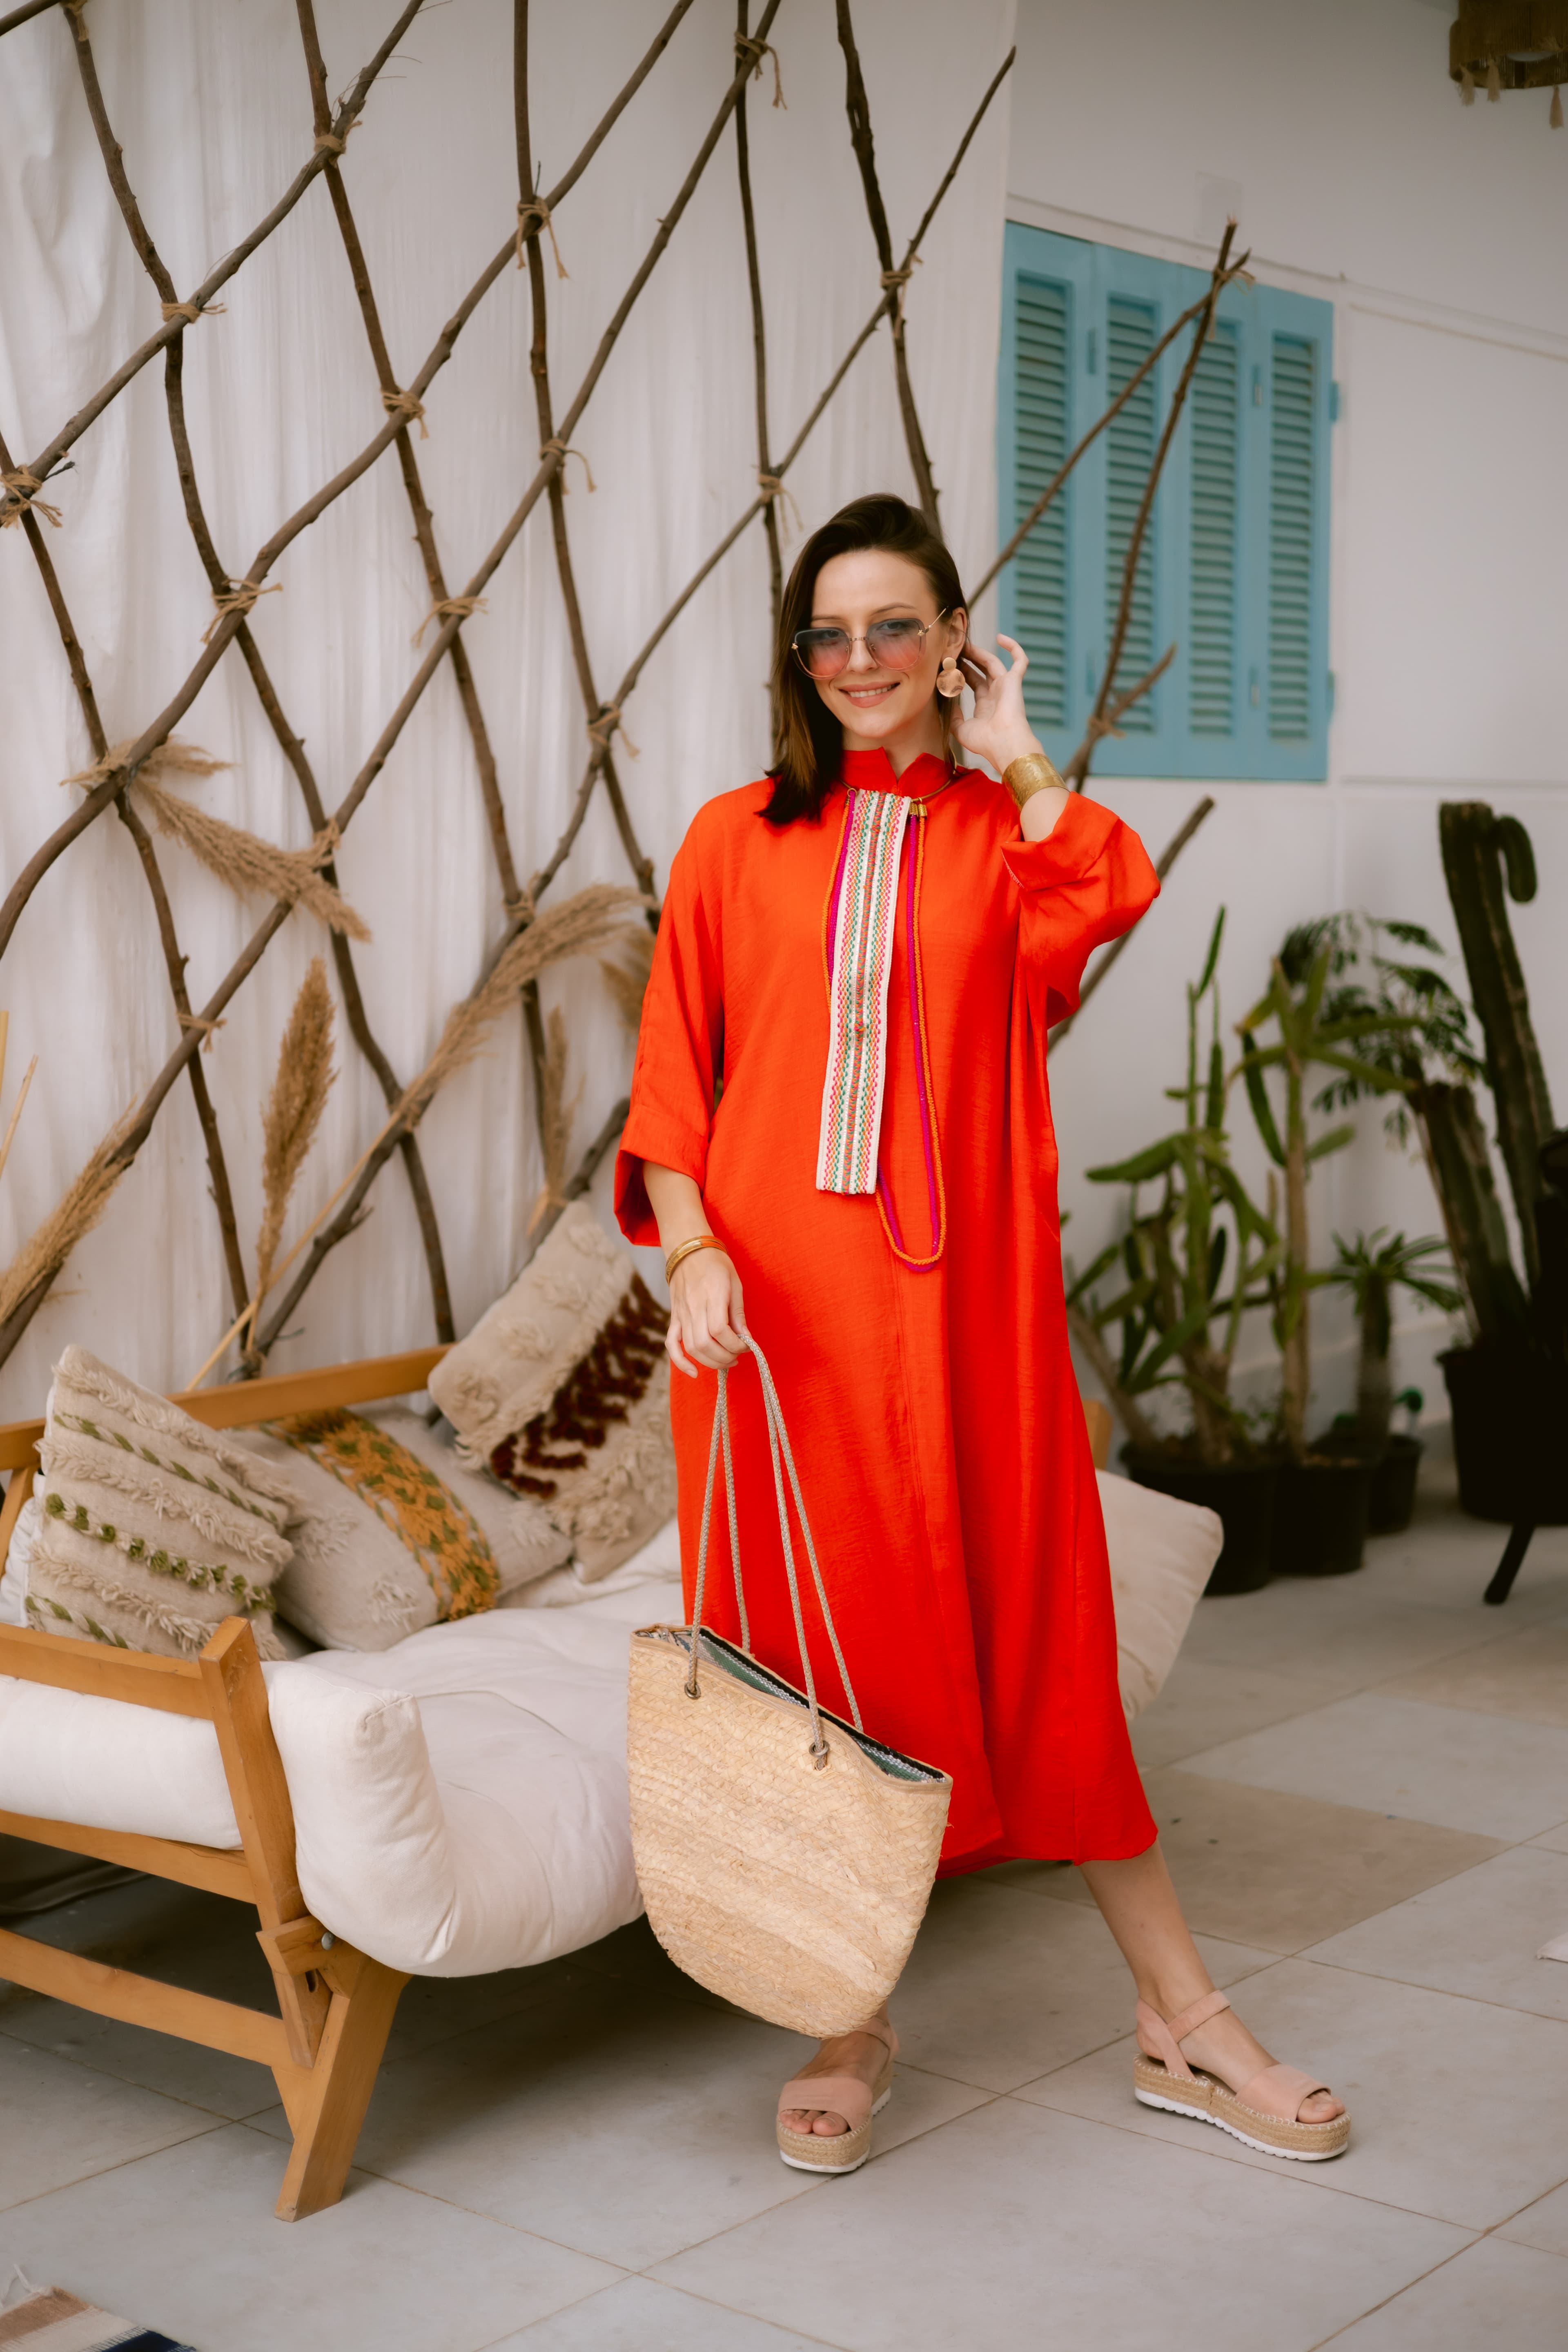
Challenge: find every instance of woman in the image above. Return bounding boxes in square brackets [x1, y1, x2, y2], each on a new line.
[615, 494, 1348, 2174]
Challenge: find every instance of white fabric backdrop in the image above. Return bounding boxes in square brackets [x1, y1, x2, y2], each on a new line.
[0, 0, 1014, 1418]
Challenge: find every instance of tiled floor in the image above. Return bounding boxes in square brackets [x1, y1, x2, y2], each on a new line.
[3, 1464, 1567, 2351]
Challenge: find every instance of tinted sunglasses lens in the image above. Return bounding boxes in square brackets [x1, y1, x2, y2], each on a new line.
[865, 619, 927, 670]
[793, 628, 851, 679]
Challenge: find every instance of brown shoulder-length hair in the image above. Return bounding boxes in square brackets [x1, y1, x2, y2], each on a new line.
[762, 493, 967, 826]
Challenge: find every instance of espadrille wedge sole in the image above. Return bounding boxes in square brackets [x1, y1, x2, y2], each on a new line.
[776, 2027, 896, 2175]
[1133, 1991, 1350, 2163]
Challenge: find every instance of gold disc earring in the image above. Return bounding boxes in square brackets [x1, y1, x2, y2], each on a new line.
[935, 655, 964, 699]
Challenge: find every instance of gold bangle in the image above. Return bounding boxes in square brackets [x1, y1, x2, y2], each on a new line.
[1003, 751, 1065, 809]
[664, 1234, 726, 1281]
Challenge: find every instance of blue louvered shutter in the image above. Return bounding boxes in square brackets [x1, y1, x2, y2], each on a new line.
[998, 224, 1332, 782]
[1012, 274, 1071, 732]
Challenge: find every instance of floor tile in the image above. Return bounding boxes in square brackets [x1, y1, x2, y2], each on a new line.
[1129, 1654, 1341, 1770]
[1529, 1821, 1568, 1854]
[1303, 1847, 1568, 2020]
[1017, 1771, 1501, 1952]
[1178, 1579, 1506, 1688]
[248, 1972, 989, 2271]
[1358, 1510, 1568, 1621]
[1322, 2234, 1568, 2348]
[1501, 2177, 1568, 2258]
[0, 2123, 617, 2352]
[1019, 1959, 1568, 2230]
[889, 1874, 1271, 2091]
[1372, 1625, 1568, 1728]
[1180, 1693, 1568, 1842]
[0, 1996, 280, 2122]
[490, 2274, 840, 2350]
[653, 2098, 1466, 2352]
[0, 2036, 218, 2209]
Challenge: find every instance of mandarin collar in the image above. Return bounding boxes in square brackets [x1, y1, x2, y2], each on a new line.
[839, 748, 954, 797]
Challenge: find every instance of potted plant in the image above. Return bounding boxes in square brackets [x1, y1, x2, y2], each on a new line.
[1234, 928, 1418, 1574]
[1322, 1229, 1462, 1534]
[1307, 822, 1568, 1587]
[1067, 913, 1284, 1594]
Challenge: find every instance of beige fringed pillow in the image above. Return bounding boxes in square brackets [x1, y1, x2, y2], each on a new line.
[429, 1201, 676, 1581]
[28, 1346, 296, 1659]
[236, 1405, 570, 1652]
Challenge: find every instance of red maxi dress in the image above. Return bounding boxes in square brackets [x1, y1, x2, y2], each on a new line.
[615, 748, 1160, 1869]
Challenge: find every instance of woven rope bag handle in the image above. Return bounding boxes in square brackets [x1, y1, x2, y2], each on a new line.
[685, 1339, 862, 1764]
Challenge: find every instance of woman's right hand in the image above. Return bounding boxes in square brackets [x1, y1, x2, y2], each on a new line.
[667, 1247, 748, 1378]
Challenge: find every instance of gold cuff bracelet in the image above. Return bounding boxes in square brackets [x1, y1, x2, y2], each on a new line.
[1003, 751, 1065, 809]
[664, 1234, 726, 1281]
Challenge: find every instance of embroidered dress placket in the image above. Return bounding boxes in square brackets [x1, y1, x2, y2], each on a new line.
[818, 787, 947, 1272]
[816, 788, 911, 1195]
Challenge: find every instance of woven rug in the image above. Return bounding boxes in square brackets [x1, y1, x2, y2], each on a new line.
[0, 2282, 195, 2351]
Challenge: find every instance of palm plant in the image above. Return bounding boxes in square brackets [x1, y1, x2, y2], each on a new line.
[1236, 928, 1419, 1459]
[1325, 1229, 1463, 1450]
[1066, 912, 1281, 1464]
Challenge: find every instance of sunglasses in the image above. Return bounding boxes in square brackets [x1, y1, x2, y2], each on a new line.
[791, 609, 949, 682]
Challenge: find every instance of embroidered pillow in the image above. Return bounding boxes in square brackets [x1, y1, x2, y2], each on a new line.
[428, 1201, 677, 1581]
[239, 1405, 569, 1652]
[27, 1346, 296, 1659]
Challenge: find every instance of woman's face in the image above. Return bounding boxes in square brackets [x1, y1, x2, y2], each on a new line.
[806, 550, 965, 748]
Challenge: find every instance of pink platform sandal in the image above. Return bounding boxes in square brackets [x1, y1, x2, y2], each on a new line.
[1134, 1989, 1350, 2161]
[775, 2020, 898, 2176]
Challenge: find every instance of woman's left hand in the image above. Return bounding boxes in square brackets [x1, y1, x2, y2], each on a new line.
[950, 634, 1048, 777]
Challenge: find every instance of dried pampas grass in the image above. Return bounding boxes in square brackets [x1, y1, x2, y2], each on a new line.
[253, 958, 337, 1314]
[396, 884, 644, 1132]
[0, 1109, 137, 1330]
[598, 923, 655, 1034]
[528, 1006, 580, 1234]
[65, 738, 369, 940]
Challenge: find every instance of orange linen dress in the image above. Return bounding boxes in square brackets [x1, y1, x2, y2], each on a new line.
[615, 748, 1160, 1869]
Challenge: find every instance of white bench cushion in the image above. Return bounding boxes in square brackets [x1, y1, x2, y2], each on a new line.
[0, 1477, 1220, 1979]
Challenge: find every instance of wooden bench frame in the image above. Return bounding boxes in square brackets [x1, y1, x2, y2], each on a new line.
[0, 1344, 448, 2221]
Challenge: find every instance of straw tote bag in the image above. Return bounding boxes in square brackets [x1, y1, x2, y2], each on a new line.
[627, 1339, 952, 2037]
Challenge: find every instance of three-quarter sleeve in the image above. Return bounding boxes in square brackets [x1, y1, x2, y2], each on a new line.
[1002, 792, 1160, 1030]
[613, 823, 724, 1245]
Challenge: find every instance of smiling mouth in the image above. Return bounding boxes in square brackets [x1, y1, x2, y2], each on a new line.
[840, 682, 899, 704]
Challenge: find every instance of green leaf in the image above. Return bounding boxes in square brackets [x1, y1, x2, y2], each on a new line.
[1241, 1035, 1287, 1167]
[1196, 906, 1226, 999]
[1311, 1050, 1413, 1094]
[1306, 1120, 1356, 1163]
[1086, 1135, 1182, 1185]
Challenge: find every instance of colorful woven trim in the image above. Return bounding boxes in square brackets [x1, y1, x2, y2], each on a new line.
[816, 787, 912, 1195]
[270, 1408, 499, 1620]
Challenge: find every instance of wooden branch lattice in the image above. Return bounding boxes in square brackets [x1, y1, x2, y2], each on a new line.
[0, 0, 1218, 1392]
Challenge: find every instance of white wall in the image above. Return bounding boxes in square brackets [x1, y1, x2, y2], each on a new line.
[1007, 0, 1568, 1436]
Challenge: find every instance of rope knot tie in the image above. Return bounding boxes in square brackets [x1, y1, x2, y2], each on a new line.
[516, 197, 569, 279]
[0, 468, 62, 529]
[381, 387, 428, 439]
[160, 300, 225, 325]
[880, 258, 920, 320]
[541, 438, 595, 492]
[314, 123, 358, 156]
[309, 819, 342, 869]
[1084, 713, 1124, 744]
[177, 1011, 227, 1052]
[734, 33, 786, 108]
[200, 578, 282, 645]
[756, 470, 802, 535]
[587, 704, 639, 760]
[412, 594, 487, 646]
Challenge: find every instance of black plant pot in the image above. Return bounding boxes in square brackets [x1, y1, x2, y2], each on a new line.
[1442, 1345, 1568, 1525]
[1121, 1450, 1276, 1596]
[1316, 1428, 1424, 1537]
[1369, 1434, 1423, 1535]
[1270, 1457, 1376, 1576]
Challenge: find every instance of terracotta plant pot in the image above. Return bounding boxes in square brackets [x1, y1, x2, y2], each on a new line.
[1441, 1345, 1568, 1526]
[1270, 1457, 1375, 1577]
[1121, 1450, 1276, 1596]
